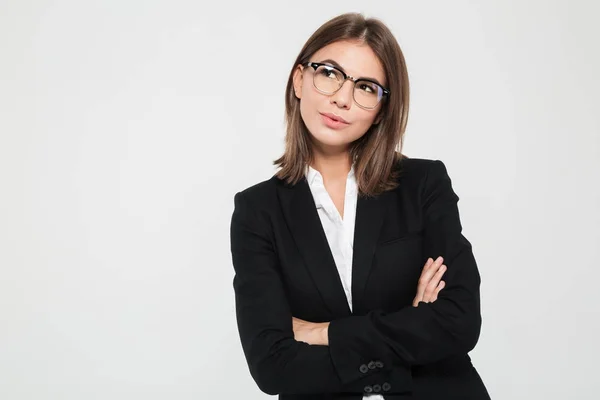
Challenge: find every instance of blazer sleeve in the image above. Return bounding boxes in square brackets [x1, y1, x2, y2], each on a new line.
[230, 190, 408, 395]
[327, 160, 483, 389]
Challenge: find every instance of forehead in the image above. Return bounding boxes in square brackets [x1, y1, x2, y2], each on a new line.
[310, 40, 386, 85]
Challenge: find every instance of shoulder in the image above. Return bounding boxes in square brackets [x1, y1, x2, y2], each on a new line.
[395, 159, 461, 215]
[390, 156, 458, 203]
[394, 155, 450, 183]
[233, 174, 281, 210]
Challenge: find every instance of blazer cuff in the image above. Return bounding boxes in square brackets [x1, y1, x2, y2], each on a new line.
[328, 317, 412, 394]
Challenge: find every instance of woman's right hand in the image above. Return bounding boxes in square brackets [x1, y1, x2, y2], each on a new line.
[412, 256, 447, 307]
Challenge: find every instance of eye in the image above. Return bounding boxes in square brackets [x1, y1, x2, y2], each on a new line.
[357, 81, 378, 94]
[317, 66, 340, 80]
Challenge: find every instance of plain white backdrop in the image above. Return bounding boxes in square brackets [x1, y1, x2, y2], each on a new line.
[1, 0, 599, 399]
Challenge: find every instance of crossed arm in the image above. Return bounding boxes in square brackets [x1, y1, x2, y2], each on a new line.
[230, 160, 482, 395]
[291, 255, 448, 345]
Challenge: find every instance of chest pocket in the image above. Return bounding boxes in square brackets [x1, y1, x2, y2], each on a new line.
[369, 234, 424, 306]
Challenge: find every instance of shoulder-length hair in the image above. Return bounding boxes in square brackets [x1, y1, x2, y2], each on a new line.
[273, 12, 410, 197]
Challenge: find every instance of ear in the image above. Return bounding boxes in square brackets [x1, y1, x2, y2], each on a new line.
[292, 64, 304, 99]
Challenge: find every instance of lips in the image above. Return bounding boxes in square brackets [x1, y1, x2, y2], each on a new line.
[320, 112, 349, 124]
[320, 113, 350, 130]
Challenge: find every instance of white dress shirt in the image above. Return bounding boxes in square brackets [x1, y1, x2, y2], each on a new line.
[305, 164, 385, 400]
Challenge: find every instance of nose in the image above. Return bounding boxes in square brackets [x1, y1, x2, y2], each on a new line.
[330, 79, 353, 109]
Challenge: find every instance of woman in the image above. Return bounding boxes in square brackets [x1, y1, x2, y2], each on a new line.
[230, 12, 491, 400]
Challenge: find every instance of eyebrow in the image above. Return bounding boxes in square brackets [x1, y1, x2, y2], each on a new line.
[318, 58, 386, 87]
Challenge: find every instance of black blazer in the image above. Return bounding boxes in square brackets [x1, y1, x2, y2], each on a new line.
[230, 157, 491, 400]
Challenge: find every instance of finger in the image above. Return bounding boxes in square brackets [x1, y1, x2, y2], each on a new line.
[435, 280, 445, 294]
[423, 256, 441, 272]
[416, 257, 444, 301]
[415, 257, 443, 306]
[426, 264, 447, 292]
[430, 264, 447, 286]
[423, 264, 447, 301]
[421, 256, 444, 281]
[417, 257, 442, 290]
[428, 281, 446, 303]
[415, 259, 434, 303]
[422, 257, 434, 270]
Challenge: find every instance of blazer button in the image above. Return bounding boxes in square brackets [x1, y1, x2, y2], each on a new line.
[359, 364, 369, 373]
[372, 384, 381, 393]
[375, 360, 384, 368]
[363, 385, 373, 393]
[382, 382, 391, 392]
[367, 361, 377, 369]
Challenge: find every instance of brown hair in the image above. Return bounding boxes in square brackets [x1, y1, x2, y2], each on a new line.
[273, 12, 410, 197]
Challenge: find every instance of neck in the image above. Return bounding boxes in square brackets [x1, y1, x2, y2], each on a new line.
[309, 148, 353, 182]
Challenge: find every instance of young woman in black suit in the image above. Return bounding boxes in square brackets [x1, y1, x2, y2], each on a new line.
[230, 12, 491, 400]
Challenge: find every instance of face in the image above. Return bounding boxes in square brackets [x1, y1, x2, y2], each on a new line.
[293, 40, 386, 153]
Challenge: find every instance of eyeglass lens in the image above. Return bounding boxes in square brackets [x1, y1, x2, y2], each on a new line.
[313, 65, 382, 108]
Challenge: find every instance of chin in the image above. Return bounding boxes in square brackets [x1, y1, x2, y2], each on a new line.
[308, 130, 354, 149]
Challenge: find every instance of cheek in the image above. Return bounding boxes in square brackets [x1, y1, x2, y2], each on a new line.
[299, 96, 314, 124]
[299, 91, 322, 123]
[359, 105, 381, 122]
[350, 112, 378, 133]
[301, 79, 317, 100]
[298, 83, 313, 105]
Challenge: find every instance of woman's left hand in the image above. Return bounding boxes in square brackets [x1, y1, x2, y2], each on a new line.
[292, 317, 330, 346]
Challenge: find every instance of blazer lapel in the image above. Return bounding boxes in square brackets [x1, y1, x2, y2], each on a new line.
[351, 190, 393, 310]
[276, 177, 352, 317]
[276, 174, 396, 316]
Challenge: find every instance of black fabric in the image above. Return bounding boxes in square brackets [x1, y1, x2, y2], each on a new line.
[230, 157, 491, 399]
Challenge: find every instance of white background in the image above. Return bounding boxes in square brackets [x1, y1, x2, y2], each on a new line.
[1, 0, 599, 399]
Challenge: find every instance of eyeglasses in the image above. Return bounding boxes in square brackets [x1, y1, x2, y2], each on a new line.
[302, 61, 390, 109]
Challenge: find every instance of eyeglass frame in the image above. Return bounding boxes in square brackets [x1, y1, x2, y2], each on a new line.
[301, 61, 390, 109]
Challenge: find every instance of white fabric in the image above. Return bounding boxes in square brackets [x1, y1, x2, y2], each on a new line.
[305, 164, 384, 400]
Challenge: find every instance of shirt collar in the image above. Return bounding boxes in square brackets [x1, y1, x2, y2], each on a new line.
[305, 164, 356, 185]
